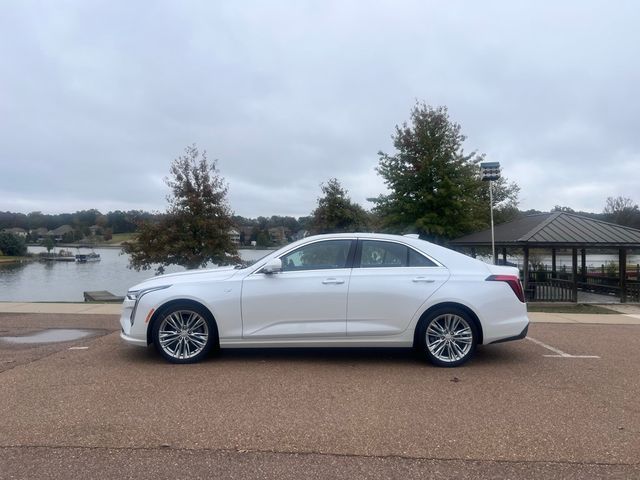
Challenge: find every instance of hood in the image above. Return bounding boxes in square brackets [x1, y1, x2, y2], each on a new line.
[128, 266, 238, 291]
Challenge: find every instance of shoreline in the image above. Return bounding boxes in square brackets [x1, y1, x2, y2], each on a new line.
[0, 256, 32, 265]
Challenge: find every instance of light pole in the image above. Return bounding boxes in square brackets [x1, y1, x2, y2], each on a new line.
[480, 161, 501, 265]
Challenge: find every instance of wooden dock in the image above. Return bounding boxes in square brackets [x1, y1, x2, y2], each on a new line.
[83, 290, 124, 303]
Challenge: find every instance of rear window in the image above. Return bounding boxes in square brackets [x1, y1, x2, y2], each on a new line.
[359, 240, 437, 268]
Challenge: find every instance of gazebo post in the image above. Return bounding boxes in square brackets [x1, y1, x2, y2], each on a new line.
[470, 247, 476, 259]
[581, 249, 587, 282]
[523, 246, 530, 298]
[551, 248, 557, 279]
[620, 248, 627, 303]
[572, 248, 578, 303]
[502, 247, 507, 265]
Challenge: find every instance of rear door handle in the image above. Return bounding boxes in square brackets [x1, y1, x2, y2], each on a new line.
[412, 277, 435, 283]
[322, 278, 345, 285]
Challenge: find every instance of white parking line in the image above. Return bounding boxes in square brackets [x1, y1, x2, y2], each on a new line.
[526, 337, 599, 359]
[68, 346, 89, 350]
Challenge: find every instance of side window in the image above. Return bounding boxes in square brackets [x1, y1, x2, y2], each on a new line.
[409, 248, 437, 267]
[360, 241, 407, 268]
[358, 240, 438, 268]
[280, 240, 352, 272]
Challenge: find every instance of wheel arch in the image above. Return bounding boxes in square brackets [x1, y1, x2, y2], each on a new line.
[147, 298, 219, 346]
[413, 302, 484, 347]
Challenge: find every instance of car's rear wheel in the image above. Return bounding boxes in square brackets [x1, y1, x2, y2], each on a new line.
[152, 303, 216, 364]
[418, 307, 478, 367]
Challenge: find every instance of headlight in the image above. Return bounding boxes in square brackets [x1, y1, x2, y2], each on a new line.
[126, 290, 140, 301]
[128, 285, 171, 324]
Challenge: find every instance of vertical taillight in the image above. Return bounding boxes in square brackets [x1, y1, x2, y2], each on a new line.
[486, 275, 525, 303]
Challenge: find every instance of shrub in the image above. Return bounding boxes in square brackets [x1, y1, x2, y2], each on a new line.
[0, 232, 27, 256]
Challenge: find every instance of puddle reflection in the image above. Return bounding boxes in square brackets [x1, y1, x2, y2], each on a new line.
[0, 329, 94, 344]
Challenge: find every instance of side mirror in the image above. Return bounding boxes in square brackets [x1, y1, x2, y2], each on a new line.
[261, 258, 282, 274]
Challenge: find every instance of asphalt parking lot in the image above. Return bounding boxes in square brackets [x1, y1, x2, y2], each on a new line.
[0, 311, 639, 479]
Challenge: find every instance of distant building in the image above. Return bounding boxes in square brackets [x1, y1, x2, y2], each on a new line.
[228, 228, 241, 245]
[2, 227, 27, 237]
[31, 227, 49, 239]
[268, 226, 289, 244]
[49, 225, 74, 241]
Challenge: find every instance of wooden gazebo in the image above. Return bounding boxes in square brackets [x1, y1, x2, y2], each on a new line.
[450, 213, 640, 303]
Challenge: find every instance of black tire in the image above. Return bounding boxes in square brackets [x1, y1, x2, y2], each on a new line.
[151, 302, 217, 364]
[417, 307, 478, 367]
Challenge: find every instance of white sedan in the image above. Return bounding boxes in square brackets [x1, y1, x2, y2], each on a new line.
[120, 233, 528, 367]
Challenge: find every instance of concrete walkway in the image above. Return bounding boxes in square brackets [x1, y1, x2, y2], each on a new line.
[1, 302, 640, 325]
[529, 311, 640, 325]
[0, 302, 122, 315]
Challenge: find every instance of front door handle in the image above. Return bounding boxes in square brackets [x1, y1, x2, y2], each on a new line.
[322, 278, 345, 285]
[412, 277, 435, 283]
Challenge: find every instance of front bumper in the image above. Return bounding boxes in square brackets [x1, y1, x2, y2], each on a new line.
[120, 330, 148, 347]
[119, 301, 147, 347]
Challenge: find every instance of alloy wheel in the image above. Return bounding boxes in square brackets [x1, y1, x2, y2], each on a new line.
[425, 313, 473, 363]
[158, 309, 210, 361]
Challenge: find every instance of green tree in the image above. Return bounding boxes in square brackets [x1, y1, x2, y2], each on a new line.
[372, 102, 519, 241]
[256, 230, 271, 247]
[43, 236, 55, 253]
[123, 144, 238, 274]
[0, 232, 27, 256]
[310, 178, 370, 234]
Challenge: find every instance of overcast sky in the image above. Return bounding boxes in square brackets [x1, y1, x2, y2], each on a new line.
[1, 1, 638, 218]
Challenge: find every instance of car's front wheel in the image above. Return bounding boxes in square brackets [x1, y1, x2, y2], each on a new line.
[418, 307, 478, 367]
[152, 303, 216, 364]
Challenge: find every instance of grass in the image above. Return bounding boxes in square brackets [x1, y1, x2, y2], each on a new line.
[0, 255, 30, 264]
[102, 233, 137, 245]
[527, 304, 619, 314]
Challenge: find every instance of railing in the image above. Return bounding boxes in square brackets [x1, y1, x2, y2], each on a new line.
[524, 271, 640, 302]
[627, 283, 640, 302]
[525, 279, 575, 302]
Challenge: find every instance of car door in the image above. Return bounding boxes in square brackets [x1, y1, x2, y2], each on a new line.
[241, 239, 355, 338]
[347, 239, 450, 336]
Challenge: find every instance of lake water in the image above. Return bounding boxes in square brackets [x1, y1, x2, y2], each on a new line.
[0, 247, 271, 302]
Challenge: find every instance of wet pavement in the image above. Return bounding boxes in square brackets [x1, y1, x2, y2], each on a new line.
[0, 328, 96, 344]
[0, 311, 638, 479]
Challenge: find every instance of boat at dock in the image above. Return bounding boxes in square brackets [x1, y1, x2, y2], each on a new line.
[75, 252, 101, 263]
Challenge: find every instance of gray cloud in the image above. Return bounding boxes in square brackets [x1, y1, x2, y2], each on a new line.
[1, 0, 639, 217]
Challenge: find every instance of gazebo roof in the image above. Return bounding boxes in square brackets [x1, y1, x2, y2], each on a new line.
[450, 212, 640, 248]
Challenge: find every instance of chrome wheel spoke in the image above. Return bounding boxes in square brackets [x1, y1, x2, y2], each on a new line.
[166, 314, 182, 331]
[427, 321, 446, 336]
[433, 340, 448, 357]
[159, 333, 180, 346]
[450, 316, 460, 333]
[450, 341, 464, 359]
[191, 317, 206, 331]
[171, 337, 182, 357]
[185, 312, 197, 330]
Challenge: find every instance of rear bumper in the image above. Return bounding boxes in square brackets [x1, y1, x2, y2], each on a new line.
[490, 323, 529, 344]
